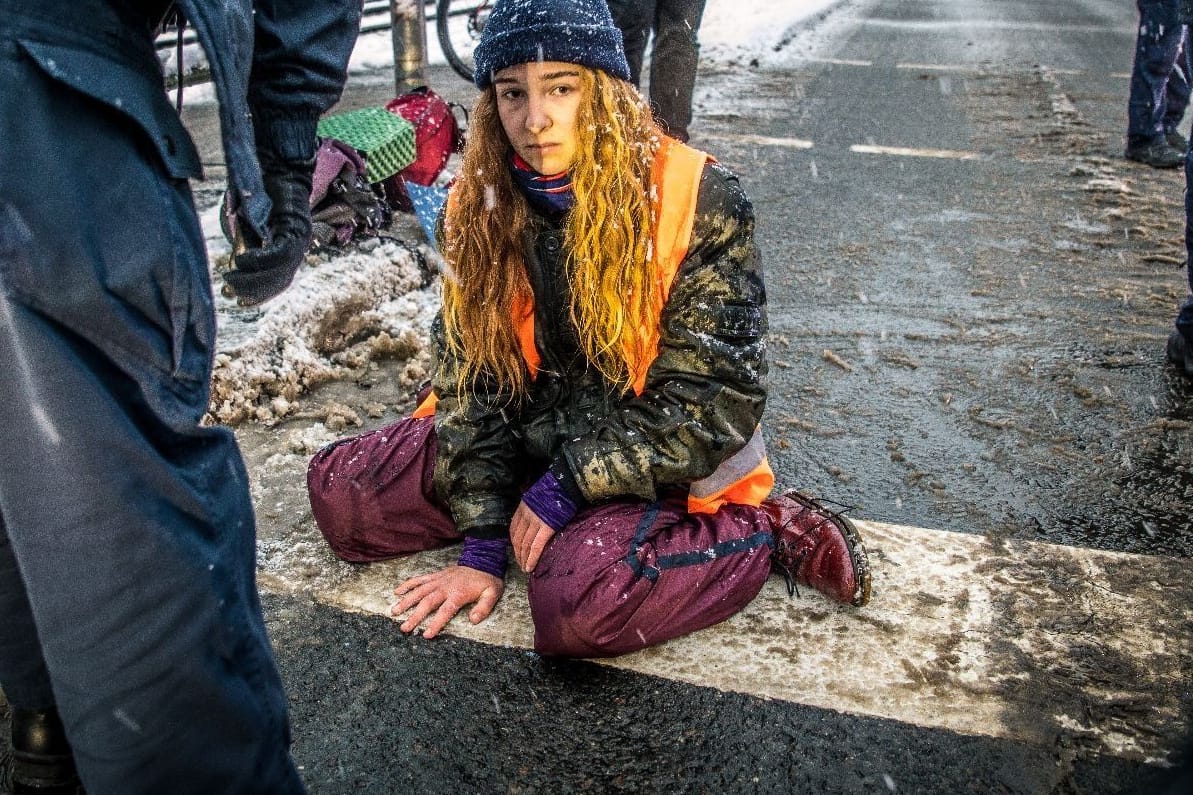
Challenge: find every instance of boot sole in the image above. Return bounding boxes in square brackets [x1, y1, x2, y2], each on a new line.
[10, 750, 80, 791]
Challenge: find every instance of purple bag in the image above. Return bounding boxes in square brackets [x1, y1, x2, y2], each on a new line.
[220, 138, 387, 250]
[310, 137, 367, 206]
[309, 137, 389, 248]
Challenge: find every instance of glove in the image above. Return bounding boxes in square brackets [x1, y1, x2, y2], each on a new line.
[222, 153, 316, 306]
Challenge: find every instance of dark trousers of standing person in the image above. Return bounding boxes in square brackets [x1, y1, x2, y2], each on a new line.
[1179, 134, 1193, 356]
[1170, 36, 1191, 139]
[1176, 6, 1193, 372]
[1128, 0, 1190, 150]
[0, 5, 305, 793]
[607, 0, 707, 142]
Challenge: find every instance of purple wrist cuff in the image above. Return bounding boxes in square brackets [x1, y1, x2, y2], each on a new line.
[457, 536, 508, 579]
[521, 471, 579, 532]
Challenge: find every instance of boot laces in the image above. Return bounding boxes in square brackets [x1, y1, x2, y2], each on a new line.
[776, 549, 805, 598]
[774, 506, 812, 598]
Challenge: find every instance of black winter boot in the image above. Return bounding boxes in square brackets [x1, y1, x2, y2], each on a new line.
[1168, 330, 1193, 377]
[1124, 138, 1185, 168]
[3, 708, 84, 794]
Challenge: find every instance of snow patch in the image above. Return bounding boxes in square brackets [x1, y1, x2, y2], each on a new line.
[208, 240, 440, 425]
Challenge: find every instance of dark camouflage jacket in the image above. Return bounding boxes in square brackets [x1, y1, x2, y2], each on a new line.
[432, 162, 768, 537]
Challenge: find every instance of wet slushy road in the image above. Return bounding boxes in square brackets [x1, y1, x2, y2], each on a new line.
[261, 0, 1193, 791]
[703, 1, 1193, 557]
[5, 0, 1191, 793]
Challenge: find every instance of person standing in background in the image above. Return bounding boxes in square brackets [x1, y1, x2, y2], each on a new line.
[606, 0, 707, 142]
[1126, 0, 1189, 168]
[0, 0, 360, 792]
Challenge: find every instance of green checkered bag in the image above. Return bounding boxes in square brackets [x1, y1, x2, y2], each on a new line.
[316, 107, 416, 184]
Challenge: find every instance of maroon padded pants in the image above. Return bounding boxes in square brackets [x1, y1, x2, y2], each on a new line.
[307, 416, 775, 658]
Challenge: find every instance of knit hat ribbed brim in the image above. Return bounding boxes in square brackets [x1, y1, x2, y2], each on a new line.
[473, 0, 632, 89]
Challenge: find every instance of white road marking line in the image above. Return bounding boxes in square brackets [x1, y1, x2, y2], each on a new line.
[804, 59, 1121, 80]
[859, 19, 1126, 35]
[704, 136, 981, 161]
[807, 57, 873, 66]
[851, 144, 982, 160]
[704, 133, 815, 149]
[262, 519, 1193, 762]
[895, 63, 1085, 77]
[896, 62, 982, 73]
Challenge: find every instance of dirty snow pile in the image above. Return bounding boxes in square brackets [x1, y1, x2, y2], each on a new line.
[200, 205, 441, 425]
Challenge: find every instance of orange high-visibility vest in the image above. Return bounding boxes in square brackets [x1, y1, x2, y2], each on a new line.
[415, 137, 773, 513]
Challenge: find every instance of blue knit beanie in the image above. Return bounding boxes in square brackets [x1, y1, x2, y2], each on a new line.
[472, 0, 632, 89]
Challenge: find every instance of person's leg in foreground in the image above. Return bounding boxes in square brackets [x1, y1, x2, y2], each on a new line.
[0, 6, 305, 792]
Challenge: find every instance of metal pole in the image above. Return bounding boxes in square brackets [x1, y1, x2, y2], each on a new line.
[390, 0, 429, 93]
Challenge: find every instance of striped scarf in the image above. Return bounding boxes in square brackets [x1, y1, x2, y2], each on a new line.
[509, 153, 574, 215]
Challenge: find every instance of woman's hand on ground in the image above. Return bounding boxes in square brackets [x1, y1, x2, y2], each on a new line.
[510, 501, 556, 573]
[391, 565, 504, 638]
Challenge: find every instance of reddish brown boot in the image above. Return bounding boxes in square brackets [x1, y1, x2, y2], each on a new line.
[763, 491, 872, 607]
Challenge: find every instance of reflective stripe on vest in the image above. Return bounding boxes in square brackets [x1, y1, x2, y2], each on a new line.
[688, 425, 773, 514]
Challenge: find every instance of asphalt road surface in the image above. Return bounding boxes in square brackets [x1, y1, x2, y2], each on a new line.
[4, 0, 1193, 793]
[258, 0, 1192, 790]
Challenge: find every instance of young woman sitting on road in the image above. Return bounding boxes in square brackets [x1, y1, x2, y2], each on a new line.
[307, 0, 872, 658]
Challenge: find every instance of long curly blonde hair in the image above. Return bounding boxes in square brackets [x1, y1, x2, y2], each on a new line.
[441, 67, 662, 400]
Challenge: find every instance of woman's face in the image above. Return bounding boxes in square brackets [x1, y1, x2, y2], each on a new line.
[493, 60, 584, 175]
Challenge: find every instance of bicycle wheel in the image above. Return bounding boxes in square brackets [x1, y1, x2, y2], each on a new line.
[436, 0, 490, 83]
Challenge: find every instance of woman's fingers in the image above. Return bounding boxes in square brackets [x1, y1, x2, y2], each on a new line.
[469, 584, 502, 624]
[509, 505, 532, 569]
[394, 588, 445, 633]
[421, 598, 464, 639]
[393, 572, 431, 597]
[511, 501, 555, 572]
[523, 524, 555, 573]
[392, 580, 436, 616]
[511, 501, 557, 571]
[389, 566, 504, 637]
